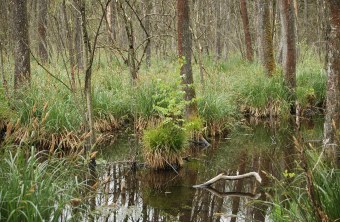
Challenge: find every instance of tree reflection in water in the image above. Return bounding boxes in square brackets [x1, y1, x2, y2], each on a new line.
[84, 118, 322, 221]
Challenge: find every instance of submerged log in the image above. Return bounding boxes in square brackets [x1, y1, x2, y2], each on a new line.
[193, 172, 262, 188]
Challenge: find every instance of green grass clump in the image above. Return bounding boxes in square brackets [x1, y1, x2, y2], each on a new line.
[11, 65, 83, 132]
[0, 88, 14, 123]
[143, 122, 186, 153]
[0, 147, 87, 221]
[142, 122, 186, 169]
[269, 150, 340, 221]
[296, 56, 326, 107]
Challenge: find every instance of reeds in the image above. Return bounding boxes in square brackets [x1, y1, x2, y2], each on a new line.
[269, 149, 340, 221]
[0, 147, 88, 221]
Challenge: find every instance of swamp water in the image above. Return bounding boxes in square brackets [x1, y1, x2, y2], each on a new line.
[85, 118, 323, 222]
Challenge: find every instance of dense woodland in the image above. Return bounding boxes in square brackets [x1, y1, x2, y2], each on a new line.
[0, 0, 340, 221]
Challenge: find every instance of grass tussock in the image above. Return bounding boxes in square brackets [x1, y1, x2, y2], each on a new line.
[142, 122, 186, 169]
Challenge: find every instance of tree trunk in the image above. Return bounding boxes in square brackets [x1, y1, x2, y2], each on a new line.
[74, 0, 84, 71]
[37, 0, 48, 63]
[240, 0, 254, 62]
[324, 0, 340, 165]
[280, 0, 297, 114]
[106, 0, 117, 41]
[177, 0, 198, 120]
[259, 0, 275, 76]
[119, 1, 138, 82]
[215, 0, 222, 60]
[13, 0, 31, 90]
[144, 0, 152, 67]
[79, 0, 96, 149]
[62, 0, 76, 89]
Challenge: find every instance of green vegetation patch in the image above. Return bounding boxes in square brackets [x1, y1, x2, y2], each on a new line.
[142, 122, 186, 169]
[0, 88, 14, 123]
[269, 150, 340, 221]
[0, 147, 89, 221]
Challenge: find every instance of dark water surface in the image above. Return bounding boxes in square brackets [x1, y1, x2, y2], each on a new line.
[92, 118, 323, 222]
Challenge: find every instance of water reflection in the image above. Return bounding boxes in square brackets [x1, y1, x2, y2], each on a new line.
[90, 117, 323, 221]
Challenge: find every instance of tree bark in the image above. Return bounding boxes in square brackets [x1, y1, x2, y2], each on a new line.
[144, 0, 152, 67]
[280, 0, 297, 114]
[177, 0, 198, 120]
[74, 0, 84, 70]
[259, 0, 275, 76]
[215, 0, 222, 60]
[37, 0, 48, 63]
[13, 0, 31, 90]
[119, 1, 138, 82]
[62, 0, 76, 89]
[240, 0, 254, 62]
[324, 0, 340, 165]
[106, 0, 117, 41]
[79, 0, 96, 149]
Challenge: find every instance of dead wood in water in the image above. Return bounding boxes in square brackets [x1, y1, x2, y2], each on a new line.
[193, 172, 262, 188]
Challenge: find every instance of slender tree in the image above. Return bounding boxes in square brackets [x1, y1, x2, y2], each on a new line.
[177, 0, 198, 120]
[323, 0, 340, 165]
[74, 0, 83, 70]
[144, 0, 152, 67]
[240, 0, 253, 62]
[259, 0, 275, 76]
[13, 0, 31, 90]
[215, 0, 222, 60]
[62, 0, 76, 89]
[37, 0, 48, 63]
[106, 0, 117, 41]
[280, 0, 297, 114]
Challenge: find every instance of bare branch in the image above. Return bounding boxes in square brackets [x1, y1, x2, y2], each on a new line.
[193, 172, 262, 188]
[29, 49, 72, 92]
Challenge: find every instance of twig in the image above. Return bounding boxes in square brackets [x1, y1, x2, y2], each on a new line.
[29, 50, 72, 91]
[162, 156, 179, 175]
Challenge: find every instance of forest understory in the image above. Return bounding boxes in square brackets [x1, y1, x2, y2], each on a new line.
[0, 52, 326, 152]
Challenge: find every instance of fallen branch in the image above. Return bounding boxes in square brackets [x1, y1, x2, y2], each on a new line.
[193, 172, 262, 188]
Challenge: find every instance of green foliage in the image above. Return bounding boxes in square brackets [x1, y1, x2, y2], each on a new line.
[233, 69, 289, 113]
[143, 122, 186, 153]
[269, 150, 340, 221]
[0, 147, 87, 221]
[296, 57, 326, 107]
[151, 79, 185, 121]
[11, 66, 83, 132]
[0, 88, 14, 122]
[3, 50, 327, 140]
[184, 116, 203, 133]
